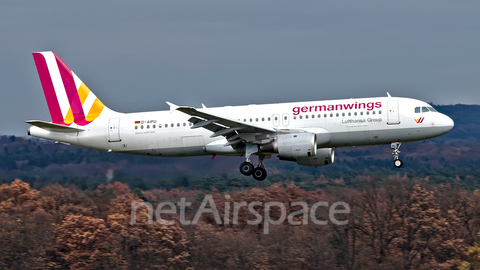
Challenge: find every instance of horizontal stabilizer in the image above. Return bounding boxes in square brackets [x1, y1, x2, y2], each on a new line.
[26, 120, 84, 132]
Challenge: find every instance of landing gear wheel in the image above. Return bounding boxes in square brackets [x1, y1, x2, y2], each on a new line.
[391, 142, 403, 169]
[394, 159, 403, 168]
[239, 162, 254, 176]
[252, 167, 267, 181]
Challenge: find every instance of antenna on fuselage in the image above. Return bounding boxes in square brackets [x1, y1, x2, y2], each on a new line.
[387, 92, 392, 98]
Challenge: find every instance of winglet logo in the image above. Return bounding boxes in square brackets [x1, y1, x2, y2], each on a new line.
[414, 117, 425, 123]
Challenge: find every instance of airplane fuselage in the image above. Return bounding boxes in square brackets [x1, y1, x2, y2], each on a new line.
[29, 96, 454, 157]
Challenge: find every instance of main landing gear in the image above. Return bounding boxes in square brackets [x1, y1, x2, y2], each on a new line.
[239, 144, 269, 181]
[391, 142, 403, 168]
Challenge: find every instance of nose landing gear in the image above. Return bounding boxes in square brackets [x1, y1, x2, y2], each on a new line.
[391, 142, 403, 168]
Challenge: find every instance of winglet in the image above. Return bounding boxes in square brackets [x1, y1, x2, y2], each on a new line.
[166, 101, 179, 112]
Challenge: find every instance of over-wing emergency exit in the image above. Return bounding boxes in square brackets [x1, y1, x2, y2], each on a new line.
[27, 52, 454, 180]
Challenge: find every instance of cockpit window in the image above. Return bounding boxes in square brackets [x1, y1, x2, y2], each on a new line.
[416, 106, 438, 113]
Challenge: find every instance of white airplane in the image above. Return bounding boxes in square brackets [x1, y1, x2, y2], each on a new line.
[27, 51, 454, 181]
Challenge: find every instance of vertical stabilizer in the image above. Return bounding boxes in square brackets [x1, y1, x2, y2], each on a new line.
[32, 51, 108, 126]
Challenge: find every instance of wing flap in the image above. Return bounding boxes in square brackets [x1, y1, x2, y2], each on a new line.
[210, 127, 245, 138]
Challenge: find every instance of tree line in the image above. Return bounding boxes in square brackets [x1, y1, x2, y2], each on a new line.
[2, 176, 480, 269]
[2, 135, 480, 193]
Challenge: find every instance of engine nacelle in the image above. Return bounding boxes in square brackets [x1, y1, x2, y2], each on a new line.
[275, 132, 317, 159]
[296, 148, 335, 167]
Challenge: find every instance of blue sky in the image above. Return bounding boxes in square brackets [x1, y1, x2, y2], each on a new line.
[1, 1, 479, 136]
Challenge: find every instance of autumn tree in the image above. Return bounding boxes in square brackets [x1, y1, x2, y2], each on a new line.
[106, 194, 191, 269]
[53, 214, 125, 269]
[0, 180, 56, 269]
[393, 184, 464, 269]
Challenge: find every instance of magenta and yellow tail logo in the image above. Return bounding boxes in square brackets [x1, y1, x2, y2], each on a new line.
[414, 117, 425, 123]
[32, 52, 105, 126]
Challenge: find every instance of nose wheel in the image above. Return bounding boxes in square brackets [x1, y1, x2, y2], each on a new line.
[394, 158, 403, 168]
[391, 142, 403, 168]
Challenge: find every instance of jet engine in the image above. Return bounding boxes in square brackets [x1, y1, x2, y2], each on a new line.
[261, 132, 317, 159]
[296, 148, 335, 167]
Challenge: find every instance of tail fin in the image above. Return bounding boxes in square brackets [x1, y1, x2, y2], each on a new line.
[32, 51, 107, 126]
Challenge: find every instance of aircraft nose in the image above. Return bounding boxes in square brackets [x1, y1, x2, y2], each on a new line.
[442, 114, 454, 132]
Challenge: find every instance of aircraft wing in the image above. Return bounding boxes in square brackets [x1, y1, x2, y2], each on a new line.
[177, 106, 276, 146]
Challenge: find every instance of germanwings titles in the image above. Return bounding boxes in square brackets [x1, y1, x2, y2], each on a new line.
[292, 101, 382, 115]
[27, 52, 455, 180]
